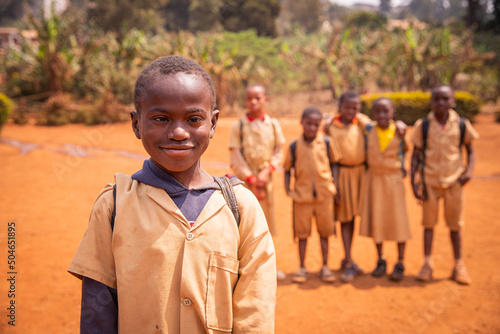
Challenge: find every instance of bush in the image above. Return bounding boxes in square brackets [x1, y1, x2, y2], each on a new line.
[360, 91, 482, 125]
[37, 94, 74, 126]
[0, 93, 13, 133]
[72, 92, 130, 125]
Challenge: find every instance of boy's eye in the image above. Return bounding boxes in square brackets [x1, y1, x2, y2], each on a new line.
[188, 116, 203, 124]
[153, 115, 169, 122]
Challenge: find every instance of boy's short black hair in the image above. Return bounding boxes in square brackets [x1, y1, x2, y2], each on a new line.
[338, 90, 360, 105]
[301, 106, 322, 120]
[431, 84, 454, 98]
[134, 55, 216, 110]
[372, 97, 395, 109]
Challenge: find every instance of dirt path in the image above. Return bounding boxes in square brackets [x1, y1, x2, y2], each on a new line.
[0, 114, 499, 333]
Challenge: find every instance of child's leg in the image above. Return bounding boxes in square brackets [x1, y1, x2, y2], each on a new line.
[341, 219, 354, 264]
[372, 242, 387, 277]
[320, 237, 328, 265]
[450, 230, 461, 261]
[397, 241, 406, 262]
[298, 239, 308, 268]
[423, 228, 434, 258]
[390, 242, 406, 282]
[376, 242, 383, 259]
[416, 229, 434, 281]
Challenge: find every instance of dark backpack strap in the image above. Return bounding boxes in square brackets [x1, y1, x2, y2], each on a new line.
[213, 176, 241, 227]
[419, 117, 429, 200]
[239, 119, 244, 158]
[459, 117, 466, 147]
[290, 140, 297, 168]
[398, 139, 405, 171]
[111, 184, 116, 232]
[324, 136, 331, 162]
[421, 117, 429, 151]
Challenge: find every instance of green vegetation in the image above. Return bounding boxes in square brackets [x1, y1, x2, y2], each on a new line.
[0, 93, 13, 133]
[361, 91, 482, 124]
[0, 1, 498, 125]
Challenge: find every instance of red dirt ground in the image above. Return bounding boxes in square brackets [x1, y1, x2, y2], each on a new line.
[0, 112, 499, 333]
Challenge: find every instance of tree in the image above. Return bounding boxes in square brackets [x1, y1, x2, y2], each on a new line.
[279, 0, 324, 34]
[87, 0, 168, 39]
[466, 0, 482, 27]
[379, 0, 391, 15]
[220, 0, 280, 37]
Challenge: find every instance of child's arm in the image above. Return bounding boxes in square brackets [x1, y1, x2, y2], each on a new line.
[257, 120, 285, 187]
[284, 171, 292, 196]
[232, 189, 276, 332]
[229, 148, 257, 185]
[459, 142, 476, 186]
[332, 163, 340, 204]
[410, 148, 425, 200]
[80, 277, 118, 333]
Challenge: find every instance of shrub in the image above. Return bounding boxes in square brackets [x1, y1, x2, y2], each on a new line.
[72, 92, 130, 125]
[37, 93, 74, 126]
[360, 91, 482, 125]
[0, 93, 13, 133]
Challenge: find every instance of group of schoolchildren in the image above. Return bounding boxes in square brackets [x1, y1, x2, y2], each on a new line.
[68, 56, 479, 333]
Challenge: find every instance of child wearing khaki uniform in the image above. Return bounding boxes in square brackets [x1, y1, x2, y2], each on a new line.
[68, 56, 276, 333]
[411, 85, 479, 285]
[229, 85, 286, 236]
[284, 107, 340, 283]
[360, 98, 411, 282]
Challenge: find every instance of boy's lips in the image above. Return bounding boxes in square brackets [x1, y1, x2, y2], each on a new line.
[160, 144, 195, 157]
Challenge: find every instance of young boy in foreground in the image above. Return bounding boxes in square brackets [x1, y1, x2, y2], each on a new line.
[410, 85, 478, 285]
[284, 107, 339, 283]
[68, 56, 277, 333]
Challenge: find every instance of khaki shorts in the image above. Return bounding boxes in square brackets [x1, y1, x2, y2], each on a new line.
[422, 182, 464, 231]
[293, 199, 335, 239]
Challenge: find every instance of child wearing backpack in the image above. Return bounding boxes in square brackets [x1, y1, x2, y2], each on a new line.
[359, 98, 411, 282]
[68, 56, 276, 333]
[284, 107, 340, 283]
[410, 85, 479, 285]
[229, 84, 286, 237]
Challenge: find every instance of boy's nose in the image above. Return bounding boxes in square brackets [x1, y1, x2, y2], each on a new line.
[168, 124, 189, 141]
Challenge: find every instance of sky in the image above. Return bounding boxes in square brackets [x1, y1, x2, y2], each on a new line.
[330, 0, 408, 6]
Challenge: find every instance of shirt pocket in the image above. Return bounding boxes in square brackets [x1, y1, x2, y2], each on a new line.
[206, 252, 239, 332]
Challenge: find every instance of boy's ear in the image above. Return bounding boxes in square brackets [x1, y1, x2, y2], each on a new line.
[210, 110, 220, 139]
[130, 111, 141, 139]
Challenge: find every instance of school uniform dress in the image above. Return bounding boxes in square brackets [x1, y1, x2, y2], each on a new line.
[411, 110, 479, 230]
[283, 134, 340, 239]
[328, 115, 369, 223]
[68, 160, 276, 334]
[229, 113, 286, 236]
[360, 122, 411, 243]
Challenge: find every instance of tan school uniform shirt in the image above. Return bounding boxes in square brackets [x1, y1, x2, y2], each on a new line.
[68, 174, 277, 334]
[411, 110, 479, 189]
[283, 134, 340, 203]
[229, 113, 286, 179]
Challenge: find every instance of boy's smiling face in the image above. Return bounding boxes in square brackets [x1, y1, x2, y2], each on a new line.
[431, 86, 455, 117]
[301, 113, 322, 142]
[339, 97, 361, 124]
[371, 99, 394, 129]
[131, 72, 218, 177]
[245, 85, 267, 118]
